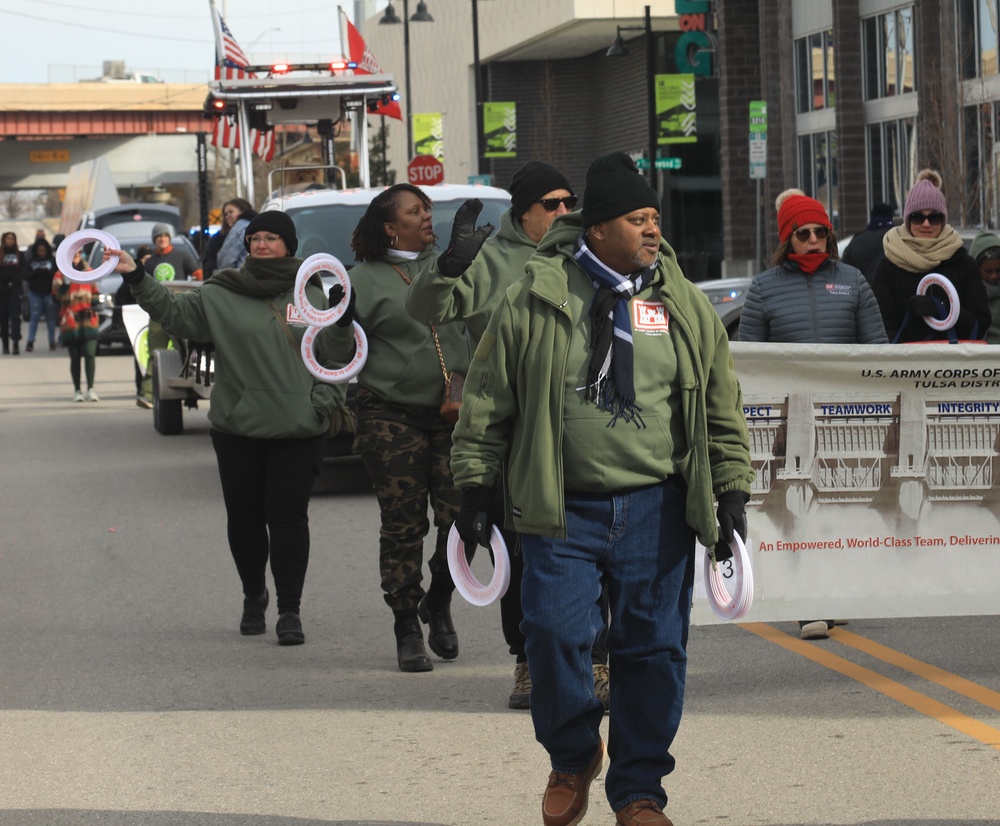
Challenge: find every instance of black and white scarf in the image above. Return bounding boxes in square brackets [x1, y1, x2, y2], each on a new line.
[574, 235, 656, 428]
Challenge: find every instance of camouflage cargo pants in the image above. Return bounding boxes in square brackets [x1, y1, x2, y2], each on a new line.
[353, 387, 461, 611]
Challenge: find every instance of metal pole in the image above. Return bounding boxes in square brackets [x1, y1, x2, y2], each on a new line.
[644, 5, 657, 190]
[237, 100, 255, 206]
[473, 0, 484, 175]
[404, 0, 413, 160]
[357, 109, 370, 188]
[196, 133, 209, 255]
[755, 178, 762, 273]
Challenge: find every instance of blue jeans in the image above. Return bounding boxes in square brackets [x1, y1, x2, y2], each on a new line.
[520, 477, 695, 812]
[27, 292, 57, 346]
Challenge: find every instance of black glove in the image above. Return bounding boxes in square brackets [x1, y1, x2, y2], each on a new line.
[715, 491, 749, 563]
[456, 485, 496, 559]
[327, 284, 356, 328]
[122, 265, 145, 286]
[438, 199, 495, 278]
[909, 293, 939, 319]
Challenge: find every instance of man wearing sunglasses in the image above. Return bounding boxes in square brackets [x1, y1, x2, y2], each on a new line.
[871, 168, 991, 342]
[406, 160, 616, 713]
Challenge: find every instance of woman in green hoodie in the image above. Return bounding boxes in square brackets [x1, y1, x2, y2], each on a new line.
[106, 211, 344, 647]
[332, 183, 488, 673]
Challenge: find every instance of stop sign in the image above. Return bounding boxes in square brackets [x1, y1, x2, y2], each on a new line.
[408, 155, 444, 185]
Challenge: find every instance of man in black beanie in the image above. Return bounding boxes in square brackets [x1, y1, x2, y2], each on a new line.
[451, 151, 752, 825]
[406, 160, 613, 711]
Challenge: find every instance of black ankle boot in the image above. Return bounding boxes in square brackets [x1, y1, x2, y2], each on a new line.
[240, 589, 269, 635]
[417, 592, 458, 660]
[393, 609, 433, 672]
[2, 338, 9, 354]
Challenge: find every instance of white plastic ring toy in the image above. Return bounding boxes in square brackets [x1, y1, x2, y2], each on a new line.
[55, 230, 120, 283]
[704, 534, 754, 621]
[294, 253, 351, 327]
[300, 321, 368, 384]
[447, 523, 510, 607]
[916, 273, 960, 331]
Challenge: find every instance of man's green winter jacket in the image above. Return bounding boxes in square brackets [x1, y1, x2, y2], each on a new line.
[451, 212, 753, 545]
[404, 209, 536, 347]
[131, 258, 344, 440]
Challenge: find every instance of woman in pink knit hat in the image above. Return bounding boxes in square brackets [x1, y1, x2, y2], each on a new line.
[870, 169, 990, 342]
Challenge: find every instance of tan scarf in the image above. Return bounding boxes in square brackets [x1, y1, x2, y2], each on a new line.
[882, 224, 964, 273]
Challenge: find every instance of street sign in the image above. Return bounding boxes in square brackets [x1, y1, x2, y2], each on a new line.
[408, 155, 444, 185]
[634, 157, 683, 171]
[749, 100, 767, 180]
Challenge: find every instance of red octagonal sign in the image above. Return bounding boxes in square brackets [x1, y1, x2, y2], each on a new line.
[407, 154, 444, 185]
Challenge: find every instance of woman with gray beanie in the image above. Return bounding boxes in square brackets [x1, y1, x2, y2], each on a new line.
[870, 169, 990, 342]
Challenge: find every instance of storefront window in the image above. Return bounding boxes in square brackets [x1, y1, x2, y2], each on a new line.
[862, 7, 915, 99]
[794, 31, 834, 113]
[866, 119, 915, 215]
[959, 0, 999, 79]
[798, 131, 839, 228]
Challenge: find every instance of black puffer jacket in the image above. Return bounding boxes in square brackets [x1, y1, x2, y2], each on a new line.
[738, 258, 888, 343]
[870, 248, 991, 342]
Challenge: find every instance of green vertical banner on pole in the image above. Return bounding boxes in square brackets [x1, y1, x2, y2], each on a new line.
[483, 102, 517, 158]
[656, 74, 697, 145]
[413, 113, 444, 160]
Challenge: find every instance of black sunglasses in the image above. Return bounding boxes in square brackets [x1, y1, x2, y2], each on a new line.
[793, 226, 830, 242]
[536, 195, 578, 212]
[909, 211, 945, 226]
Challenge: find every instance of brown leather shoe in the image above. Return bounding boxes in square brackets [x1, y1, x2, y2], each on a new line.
[541, 739, 604, 826]
[615, 799, 673, 825]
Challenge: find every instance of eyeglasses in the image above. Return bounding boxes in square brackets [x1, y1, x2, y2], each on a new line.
[793, 226, 830, 242]
[909, 211, 945, 226]
[536, 195, 578, 212]
[248, 234, 282, 246]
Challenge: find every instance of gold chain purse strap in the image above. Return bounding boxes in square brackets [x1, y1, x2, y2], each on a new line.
[387, 262, 451, 388]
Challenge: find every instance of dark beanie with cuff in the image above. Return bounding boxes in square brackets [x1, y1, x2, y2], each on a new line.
[581, 152, 661, 228]
[508, 161, 574, 219]
[243, 210, 298, 256]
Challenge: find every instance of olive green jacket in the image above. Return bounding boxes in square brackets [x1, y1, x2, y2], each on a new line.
[451, 212, 753, 544]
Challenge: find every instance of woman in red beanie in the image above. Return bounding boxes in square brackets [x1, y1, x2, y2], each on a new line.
[739, 188, 888, 641]
[870, 169, 990, 342]
[738, 189, 887, 345]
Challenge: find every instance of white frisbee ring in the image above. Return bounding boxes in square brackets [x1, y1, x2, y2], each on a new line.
[294, 253, 351, 327]
[916, 273, 960, 331]
[300, 321, 368, 384]
[447, 523, 511, 607]
[55, 230, 120, 283]
[704, 533, 754, 621]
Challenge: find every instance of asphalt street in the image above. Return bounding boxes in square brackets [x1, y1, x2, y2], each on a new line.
[1, 348, 998, 826]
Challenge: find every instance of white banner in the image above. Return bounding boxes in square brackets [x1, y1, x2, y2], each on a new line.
[692, 342, 1000, 624]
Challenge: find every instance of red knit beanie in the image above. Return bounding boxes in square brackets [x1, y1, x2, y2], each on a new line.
[777, 194, 831, 242]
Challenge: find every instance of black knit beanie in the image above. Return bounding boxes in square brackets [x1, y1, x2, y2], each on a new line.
[243, 210, 298, 256]
[508, 161, 573, 219]
[581, 152, 660, 228]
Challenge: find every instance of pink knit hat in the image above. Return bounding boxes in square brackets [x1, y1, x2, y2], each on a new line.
[777, 193, 831, 243]
[903, 169, 947, 224]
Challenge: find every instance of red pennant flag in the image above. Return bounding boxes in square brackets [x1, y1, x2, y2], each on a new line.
[341, 9, 403, 121]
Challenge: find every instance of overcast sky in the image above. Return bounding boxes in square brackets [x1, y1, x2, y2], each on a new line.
[0, 0, 373, 85]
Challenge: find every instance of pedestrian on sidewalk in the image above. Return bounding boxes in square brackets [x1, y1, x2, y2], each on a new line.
[25, 238, 59, 352]
[1, 231, 24, 355]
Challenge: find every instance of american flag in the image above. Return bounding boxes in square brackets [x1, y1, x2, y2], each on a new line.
[210, 9, 276, 162]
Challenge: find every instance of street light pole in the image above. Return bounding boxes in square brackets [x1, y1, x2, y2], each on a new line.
[403, 0, 413, 159]
[644, 5, 657, 189]
[472, 0, 484, 175]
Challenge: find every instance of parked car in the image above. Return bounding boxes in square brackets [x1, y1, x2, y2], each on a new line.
[79, 203, 182, 242]
[90, 233, 200, 353]
[696, 276, 751, 340]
